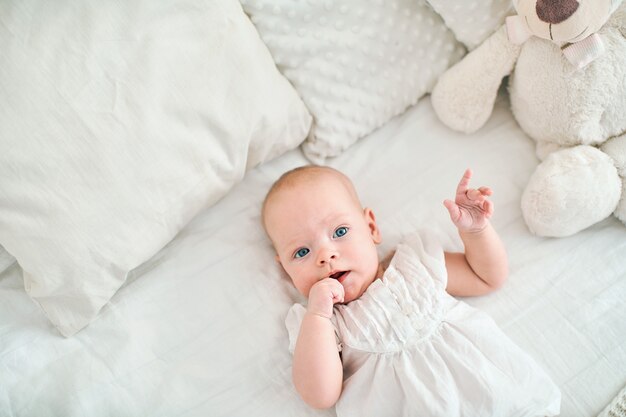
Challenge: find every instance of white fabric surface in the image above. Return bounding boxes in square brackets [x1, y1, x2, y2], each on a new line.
[286, 231, 560, 417]
[1, 95, 625, 416]
[0, 246, 15, 275]
[240, 0, 464, 163]
[598, 384, 626, 417]
[0, 0, 311, 336]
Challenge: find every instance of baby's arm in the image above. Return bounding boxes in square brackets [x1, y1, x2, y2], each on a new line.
[443, 169, 508, 296]
[292, 278, 344, 409]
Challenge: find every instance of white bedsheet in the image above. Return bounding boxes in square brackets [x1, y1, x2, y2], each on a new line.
[1, 95, 625, 417]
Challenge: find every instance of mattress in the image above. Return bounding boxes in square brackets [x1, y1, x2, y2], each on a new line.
[1, 94, 625, 417]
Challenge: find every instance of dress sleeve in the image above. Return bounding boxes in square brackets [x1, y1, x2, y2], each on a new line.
[285, 303, 307, 355]
[285, 303, 343, 354]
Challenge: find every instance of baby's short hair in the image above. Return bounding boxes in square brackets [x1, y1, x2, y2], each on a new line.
[261, 165, 361, 230]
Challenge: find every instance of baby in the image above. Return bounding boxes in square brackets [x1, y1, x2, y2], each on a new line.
[262, 165, 560, 417]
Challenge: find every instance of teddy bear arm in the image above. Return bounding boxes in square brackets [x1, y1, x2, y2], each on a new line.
[432, 25, 521, 134]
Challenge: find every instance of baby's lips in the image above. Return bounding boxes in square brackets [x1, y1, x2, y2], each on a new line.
[329, 270, 347, 280]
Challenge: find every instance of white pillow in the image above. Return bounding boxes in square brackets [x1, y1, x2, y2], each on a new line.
[241, 0, 464, 163]
[0, 0, 311, 336]
[0, 246, 15, 274]
[426, 0, 513, 49]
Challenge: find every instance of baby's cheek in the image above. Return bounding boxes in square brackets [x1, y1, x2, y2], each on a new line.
[289, 267, 315, 296]
[293, 279, 310, 298]
[367, 245, 380, 273]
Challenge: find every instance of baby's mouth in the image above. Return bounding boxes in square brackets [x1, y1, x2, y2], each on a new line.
[329, 270, 349, 281]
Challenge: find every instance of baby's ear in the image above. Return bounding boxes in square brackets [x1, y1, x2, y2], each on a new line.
[364, 208, 382, 244]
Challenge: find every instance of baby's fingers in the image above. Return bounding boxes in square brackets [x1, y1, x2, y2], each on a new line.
[478, 186, 493, 196]
[456, 168, 473, 194]
[443, 199, 461, 222]
[482, 199, 494, 218]
[466, 186, 493, 202]
[330, 279, 345, 304]
[465, 189, 483, 201]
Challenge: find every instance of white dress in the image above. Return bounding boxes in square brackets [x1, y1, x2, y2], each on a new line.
[286, 231, 561, 417]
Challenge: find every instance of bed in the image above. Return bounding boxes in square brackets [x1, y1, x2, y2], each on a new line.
[1, 1, 625, 416]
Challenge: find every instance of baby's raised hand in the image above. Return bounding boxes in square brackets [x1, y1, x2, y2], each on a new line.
[307, 278, 345, 319]
[444, 169, 494, 233]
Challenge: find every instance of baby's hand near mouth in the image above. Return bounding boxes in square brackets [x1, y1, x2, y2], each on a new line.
[307, 278, 345, 319]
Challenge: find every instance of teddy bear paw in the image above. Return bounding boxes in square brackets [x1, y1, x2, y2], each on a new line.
[601, 134, 626, 225]
[521, 146, 621, 237]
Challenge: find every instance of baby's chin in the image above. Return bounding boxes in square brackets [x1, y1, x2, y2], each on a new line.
[341, 273, 379, 304]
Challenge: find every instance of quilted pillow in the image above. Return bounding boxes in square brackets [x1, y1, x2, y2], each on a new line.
[241, 0, 464, 163]
[0, 0, 311, 336]
[426, 0, 513, 49]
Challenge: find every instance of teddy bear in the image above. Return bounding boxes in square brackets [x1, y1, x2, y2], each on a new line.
[431, 0, 626, 237]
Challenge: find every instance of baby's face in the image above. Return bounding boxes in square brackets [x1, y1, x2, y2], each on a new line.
[264, 176, 381, 303]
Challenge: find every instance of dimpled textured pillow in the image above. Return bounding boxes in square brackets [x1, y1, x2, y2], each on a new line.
[241, 0, 464, 163]
[426, 0, 513, 49]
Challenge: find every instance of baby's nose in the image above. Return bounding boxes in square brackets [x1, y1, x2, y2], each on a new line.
[317, 249, 338, 266]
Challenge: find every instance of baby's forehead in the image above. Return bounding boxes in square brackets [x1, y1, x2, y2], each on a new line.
[271, 173, 356, 204]
[262, 167, 362, 229]
[284, 167, 345, 187]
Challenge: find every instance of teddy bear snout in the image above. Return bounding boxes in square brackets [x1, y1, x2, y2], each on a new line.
[536, 0, 579, 24]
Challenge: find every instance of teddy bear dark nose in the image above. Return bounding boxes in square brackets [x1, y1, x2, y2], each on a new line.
[536, 0, 579, 24]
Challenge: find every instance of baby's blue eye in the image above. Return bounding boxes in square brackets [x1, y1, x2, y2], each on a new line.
[294, 248, 310, 259]
[333, 226, 348, 238]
